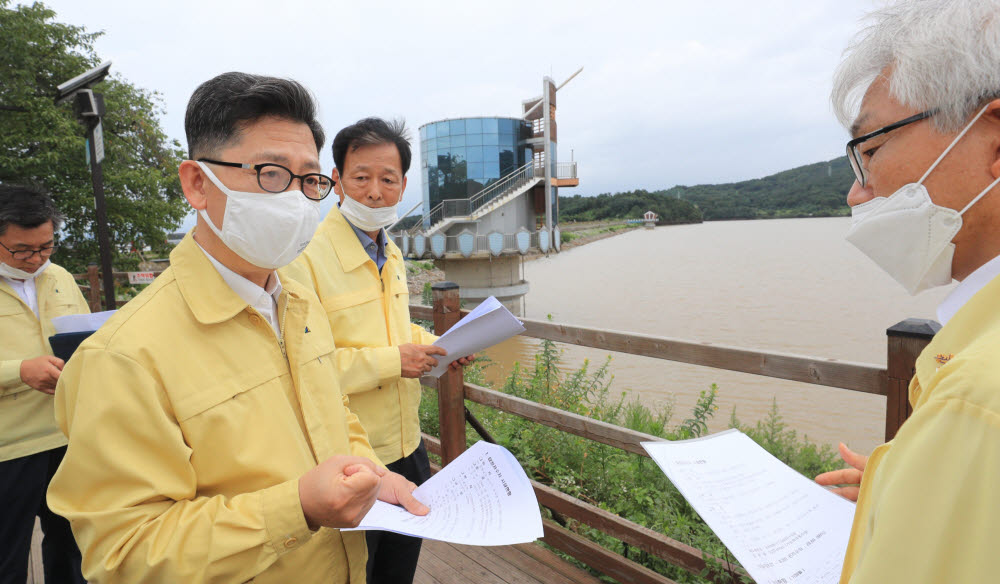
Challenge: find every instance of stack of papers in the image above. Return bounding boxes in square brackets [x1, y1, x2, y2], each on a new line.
[346, 441, 543, 546]
[51, 310, 116, 334]
[643, 430, 855, 584]
[427, 296, 526, 377]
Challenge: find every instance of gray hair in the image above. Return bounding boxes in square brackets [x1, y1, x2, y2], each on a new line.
[832, 0, 1000, 133]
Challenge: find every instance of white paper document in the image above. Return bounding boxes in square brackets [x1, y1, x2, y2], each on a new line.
[643, 430, 855, 584]
[427, 296, 526, 377]
[51, 310, 116, 334]
[345, 441, 543, 546]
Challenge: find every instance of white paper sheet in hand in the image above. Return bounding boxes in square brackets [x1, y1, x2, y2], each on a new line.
[643, 430, 855, 584]
[51, 310, 117, 334]
[427, 296, 525, 377]
[345, 441, 543, 546]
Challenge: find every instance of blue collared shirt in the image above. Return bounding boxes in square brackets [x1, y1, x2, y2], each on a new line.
[341, 210, 388, 272]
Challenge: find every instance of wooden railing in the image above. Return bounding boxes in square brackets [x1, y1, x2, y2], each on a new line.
[73, 265, 165, 312]
[413, 282, 939, 584]
[69, 272, 937, 582]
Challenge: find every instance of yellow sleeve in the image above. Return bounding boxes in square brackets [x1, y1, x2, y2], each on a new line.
[341, 393, 383, 467]
[48, 349, 313, 584]
[0, 359, 23, 392]
[332, 345, 401, 395]
[411, 322, 438, 346]
[847, 398, 1000, 583]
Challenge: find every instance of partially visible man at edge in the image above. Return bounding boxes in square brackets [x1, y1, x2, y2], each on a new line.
[0, 184, 87, 584]
[814, 0, 1000, 582]
[46, 73, 427, 584]
[283, 117, 471, 584]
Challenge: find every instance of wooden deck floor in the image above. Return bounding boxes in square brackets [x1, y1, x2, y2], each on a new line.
[28, 523, 602, 584]
[415, 539, 604, 584]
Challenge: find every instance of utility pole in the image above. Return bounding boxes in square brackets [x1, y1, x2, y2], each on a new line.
[56, 62, 116, 311]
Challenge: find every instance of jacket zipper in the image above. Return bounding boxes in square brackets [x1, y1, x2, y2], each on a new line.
[277, 301, 289, 359]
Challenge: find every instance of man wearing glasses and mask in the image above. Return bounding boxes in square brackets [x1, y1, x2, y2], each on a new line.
[47, 74, 427, 583]
[284, 118, 471, 584]
[818, 0, 1000, 581]
[0, 184, 88, 584]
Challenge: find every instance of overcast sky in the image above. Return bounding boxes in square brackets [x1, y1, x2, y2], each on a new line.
[38, 0, 878, 225]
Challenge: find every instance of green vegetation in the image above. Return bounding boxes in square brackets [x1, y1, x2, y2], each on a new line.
[405, 259, 435, 275]
[561, 223, 640, 245]
[419, 339, 842, 583]
[561, 157, 854, 224]
[560, 189, 703, 224]
[673, 157, 854, 220]
[1, 1, 188, 272]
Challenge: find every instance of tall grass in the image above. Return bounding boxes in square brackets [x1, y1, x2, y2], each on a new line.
[419, 338, 842, 583]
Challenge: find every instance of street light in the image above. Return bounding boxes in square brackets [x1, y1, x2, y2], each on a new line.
[55, 61, 116, 312]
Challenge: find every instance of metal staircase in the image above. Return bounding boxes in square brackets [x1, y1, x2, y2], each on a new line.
[419, 162, 543, 236]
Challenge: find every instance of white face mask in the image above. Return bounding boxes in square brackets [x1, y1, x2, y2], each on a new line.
[337, 183, 400, 232]
[845, 104, 1000, 295]
[0, 259, 50, 281]
[196, 162, 321, 270]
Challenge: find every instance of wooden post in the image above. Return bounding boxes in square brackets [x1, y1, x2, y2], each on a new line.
[885, 319, 940, 441]
[432, 282, 465, 465]
[86, 264, 102, 312]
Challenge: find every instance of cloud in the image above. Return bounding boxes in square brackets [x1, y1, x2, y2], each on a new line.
[38, 0, 878, 224]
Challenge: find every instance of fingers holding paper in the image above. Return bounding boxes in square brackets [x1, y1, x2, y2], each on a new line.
[378, 471, 430, 516]
[814, 442, 868, 502]
[448, 354, 476, 371]
[399, 343, 446, 378]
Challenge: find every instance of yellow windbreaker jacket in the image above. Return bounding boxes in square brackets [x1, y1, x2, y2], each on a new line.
[47, 235, 377, 584]
[841, 273, 1000, 583]
[283, 207, 437, 465]
[0, 263, 89, 462]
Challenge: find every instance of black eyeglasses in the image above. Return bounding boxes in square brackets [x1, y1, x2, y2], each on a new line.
[198, 159, 335, 201]
[846, 109, 937, 187]
[0, 240, 57, 261]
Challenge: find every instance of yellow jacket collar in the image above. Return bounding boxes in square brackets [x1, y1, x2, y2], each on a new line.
[0, 265, 52, 303]
[171, 234, 257, 325]
[325, 207, 401, 273]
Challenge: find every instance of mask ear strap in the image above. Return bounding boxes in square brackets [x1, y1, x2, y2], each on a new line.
[960, 173, 1000, 215]
[919, 104, 991, 184]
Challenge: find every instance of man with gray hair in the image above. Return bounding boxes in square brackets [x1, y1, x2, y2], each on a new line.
[284, 117, 471, 584]
[821, 0, 1000, 581]
[47, 73, 427, 583]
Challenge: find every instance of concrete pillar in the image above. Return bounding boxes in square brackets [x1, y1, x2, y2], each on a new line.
[436, 256, 529, 316]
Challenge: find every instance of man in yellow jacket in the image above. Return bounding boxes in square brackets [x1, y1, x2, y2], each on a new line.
[820, 0, 1000, 581]
[0, 184, 88, 584]
[284, 117, 470, 584]
[47, 73, 427, 584]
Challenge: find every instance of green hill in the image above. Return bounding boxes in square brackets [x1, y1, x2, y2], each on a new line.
[560, 156, 854, 222]
[558, 189, 704, 224]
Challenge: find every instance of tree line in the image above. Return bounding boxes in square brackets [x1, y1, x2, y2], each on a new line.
[561, 156, 854, 223]
[1, 1, 187, 274]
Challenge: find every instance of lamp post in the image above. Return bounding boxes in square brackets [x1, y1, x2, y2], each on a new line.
[55, 61, 116, 311]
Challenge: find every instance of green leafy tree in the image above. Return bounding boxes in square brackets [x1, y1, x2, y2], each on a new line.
[0, 1, 187, 273]
[561, 157, 855, 223]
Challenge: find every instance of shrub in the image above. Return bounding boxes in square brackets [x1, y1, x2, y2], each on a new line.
[420, 338, 841, 583]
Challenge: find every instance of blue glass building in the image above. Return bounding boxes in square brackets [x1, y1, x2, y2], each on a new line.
[418, 117, 532, 214]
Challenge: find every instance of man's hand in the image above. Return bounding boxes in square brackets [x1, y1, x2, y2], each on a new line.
[19, 355, 64, 394]
[377, 471, 430, 516]
[298, 456, 385, 530]
[814, 442, 869, 502]
[399, 344, 447, 378]
[447, 354, 476, 371]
